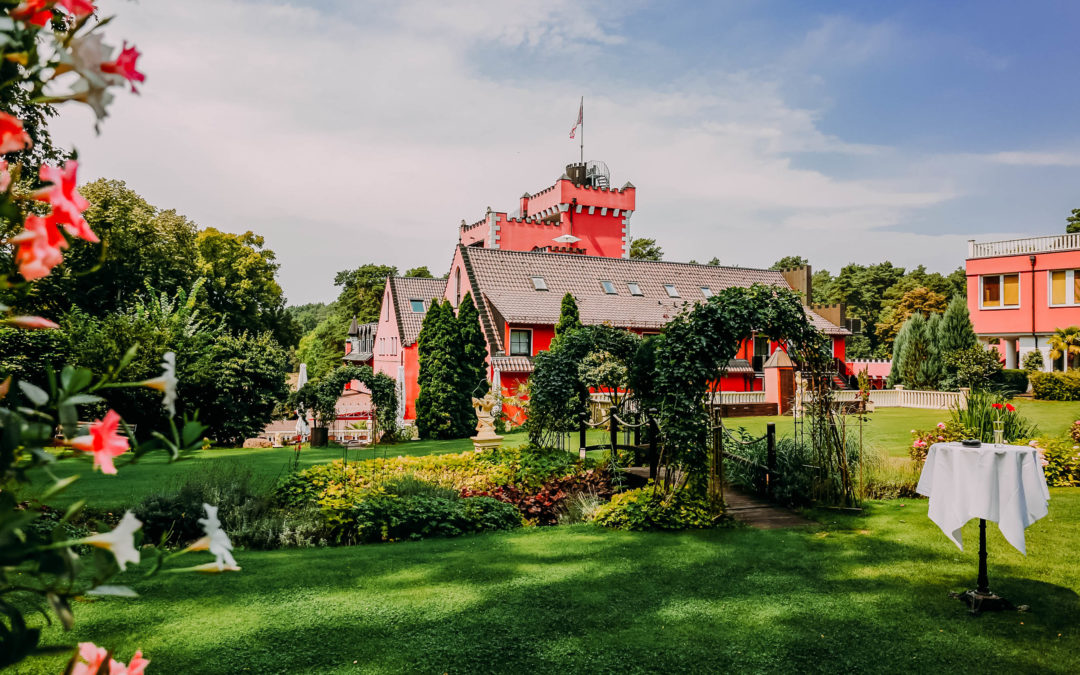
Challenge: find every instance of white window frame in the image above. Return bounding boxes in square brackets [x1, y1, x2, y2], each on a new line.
[627, 281, 643, 296]
[509, 328, 533, 356]
[979, 273, 1020, 310]
[530, 276, 548, 291]
[664, 284, 680, 298]
[700, 286, 713, 298]
[600, 280, 617, 294]
[1047, 269, 1080, 307]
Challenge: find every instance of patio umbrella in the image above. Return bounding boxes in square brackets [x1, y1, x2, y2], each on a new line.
[295, 363, 310, 438]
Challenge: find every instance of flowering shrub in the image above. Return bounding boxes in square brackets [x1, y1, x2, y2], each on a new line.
[0, 3, 241, 669]
[592, 487, 719, 531]
[1025, 438, 1080, 487]
[462, 469, 613, 526]
[909, 420, 977, 464]
[1071, 420, 1080, 443]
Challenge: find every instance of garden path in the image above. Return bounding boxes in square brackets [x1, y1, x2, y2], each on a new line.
[723, 485, 814, 529]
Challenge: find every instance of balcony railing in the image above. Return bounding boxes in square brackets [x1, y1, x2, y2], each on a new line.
[968, 233, 1080, 259]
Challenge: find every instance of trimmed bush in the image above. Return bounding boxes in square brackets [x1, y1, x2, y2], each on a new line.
[994, 369, 1029, 394]
[337, 495, 522, 544]
[592, 487, 717, 531]
[1030, 371, 1080, 401]
[462, 469, 613, 525]
[1026, 437, 1080, 487]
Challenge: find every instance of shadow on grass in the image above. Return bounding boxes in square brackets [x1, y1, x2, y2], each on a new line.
[24, 515, 1078, 675]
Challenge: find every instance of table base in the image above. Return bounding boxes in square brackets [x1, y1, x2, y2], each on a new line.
[951, 589, 1013, 615]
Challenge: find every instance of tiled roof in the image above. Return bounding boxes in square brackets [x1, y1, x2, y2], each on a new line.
[389, 276, 448, 346]
[343, 351, 372, 363]
[490, 356, 535, 373]
[459, 246, 848, 336]
[726, 359, 754, 374]
[805, 309, 849, 336]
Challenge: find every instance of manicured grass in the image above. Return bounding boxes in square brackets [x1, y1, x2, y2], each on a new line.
[24, 432, 534, 510]
[19, 490, 1080, 674]
[726, 399, 1077, 458]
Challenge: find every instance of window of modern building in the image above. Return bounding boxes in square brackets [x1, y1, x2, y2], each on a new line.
[600, 280, 617, 294]
[664, 284, 680, 298]
[627, 282, 643, 296]
[700, 286, 712, 298]
[509, 329, 532, 356]
[981, 273, 1019, 308]
[1049, 269, 1080, 306]
[530, 276, 548, 291]
[410, 299, 425, 313]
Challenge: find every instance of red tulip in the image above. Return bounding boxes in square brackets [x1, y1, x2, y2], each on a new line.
[992, 403, 1003, 410]
[1006, 403, 1015, 412]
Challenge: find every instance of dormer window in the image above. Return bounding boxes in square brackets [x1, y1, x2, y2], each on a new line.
[664, 284, 680, 298]
[600, 280, 616, 294]
[410, 299, 426, 313]
[627, 282, 643, 296]
[531, 276, 548, 291]
[700, 286, 712, 298]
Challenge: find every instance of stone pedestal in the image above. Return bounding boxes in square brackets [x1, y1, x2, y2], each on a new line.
[471, 434, 503, 452]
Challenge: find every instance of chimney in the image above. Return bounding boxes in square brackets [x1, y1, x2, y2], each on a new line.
[520, 192, 530, 218]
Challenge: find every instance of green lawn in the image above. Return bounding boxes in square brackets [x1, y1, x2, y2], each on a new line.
[18, 490, 1080, 674]
[725, 398, 1078, 459]
[25, 432, 532, 510]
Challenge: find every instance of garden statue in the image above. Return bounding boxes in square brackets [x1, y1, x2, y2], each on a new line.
[471, 389, 503, 450]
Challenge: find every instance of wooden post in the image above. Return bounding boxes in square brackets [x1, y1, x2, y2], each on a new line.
[648, 408, 658, 480]
[766, 422, 776, 498]
[609, 411, 619, 456]
[710, 425, 722, 508]
[579, 417, 587, 460]
[633, 422, 641, 446]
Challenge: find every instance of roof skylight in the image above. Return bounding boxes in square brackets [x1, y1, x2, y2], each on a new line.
[627, 282, 643, 296]
[600, 280, 617, 294]
[531, 276, 548, 291]
[664, 284, 680, 298]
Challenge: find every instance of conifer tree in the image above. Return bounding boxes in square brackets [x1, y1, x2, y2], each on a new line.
[554, 293, 583, 343]
[457, 292, 488, 400]
[899, 313, 931, 388]
[887, 316, 912, 387]
[938, 294, 977, 355]
[416, 300, 457, 439]
[919, 313, 945, 389]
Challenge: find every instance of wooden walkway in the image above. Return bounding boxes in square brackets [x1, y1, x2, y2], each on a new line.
[723, 485, 813, 529]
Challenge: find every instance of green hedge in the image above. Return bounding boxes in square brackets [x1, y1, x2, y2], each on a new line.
[338, 495, 522, 544]
[995, 369, 1029, 394]
[1030, 371, 1080, 401]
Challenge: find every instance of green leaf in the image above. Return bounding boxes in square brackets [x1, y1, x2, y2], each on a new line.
[58, 402, 77, 439]
[41, 475, 78, 501]
[64, 393, 103, 406]
[18, 381, 49, 406]
[85, 585, 138, 598]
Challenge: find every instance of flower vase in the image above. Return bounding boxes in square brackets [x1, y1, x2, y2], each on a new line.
[992, 420, 1005, 446]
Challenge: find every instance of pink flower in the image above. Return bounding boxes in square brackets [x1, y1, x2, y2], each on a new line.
[1037, 450, 1049, 468]
[1029, 440, 1039, 447]
[936, 435, 944, 441]
[101, 42, 146, 93]
[72, 642, 109, 675]
[12, 214, 67, 280]
[0, 112, 32, 155]
[34, 161, 97, 243]
[913, 439, 926, 448]
[937, 422, 946, 430]
[9, 315, 60, 330]
[0, 160, 10, 192]
[56, 0, 95, 17]
[10, 1, 52, 26]
[70, 410, 130, 474]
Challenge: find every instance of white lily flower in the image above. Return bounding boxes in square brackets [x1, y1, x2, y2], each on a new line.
[143, 351, 178, 416]
[198, 503, 238, 571]
[83, 511, 142, 570]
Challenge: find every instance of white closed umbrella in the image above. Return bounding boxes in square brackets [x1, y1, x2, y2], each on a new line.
[295, 363, 310, 438]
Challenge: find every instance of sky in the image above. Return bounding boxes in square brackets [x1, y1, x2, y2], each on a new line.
[52, 0, 1080, 305]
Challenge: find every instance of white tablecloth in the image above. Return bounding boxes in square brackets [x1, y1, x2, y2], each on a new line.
[916, 442, 1050, 555]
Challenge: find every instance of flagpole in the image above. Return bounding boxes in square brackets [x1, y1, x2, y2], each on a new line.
[579, 96, 584, 164]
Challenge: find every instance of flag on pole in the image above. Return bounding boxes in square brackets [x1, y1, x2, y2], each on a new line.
[569, 98, 583, 139]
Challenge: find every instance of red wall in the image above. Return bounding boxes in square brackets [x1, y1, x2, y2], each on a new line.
[967, 251, 1080, 335]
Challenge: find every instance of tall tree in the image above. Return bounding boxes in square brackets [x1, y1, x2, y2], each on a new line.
[875, 287, 948, 348]
[416, 301, 463, 439]
[888, 316, 913, 387]
[195, 227, 295, 346]
[13, 179, 198, 318]
[938, 294, 977, 356]
[456, 292, 489, 401]
[898, 313, 932, 389]
[920, 313, 945, 389]
[826, 262, 906, 356]
[770, 255, 809, 270]
[404, 266, 434, 278]
[554, 292, 582, 339]
[1067, 208, 1080, 234]
[629, 237, 663, 261]
[333, 263, 398, 322]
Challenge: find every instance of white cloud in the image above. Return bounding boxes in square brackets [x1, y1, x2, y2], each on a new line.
[53, 0, 968, 303]
[984, 151, 1080, 167]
